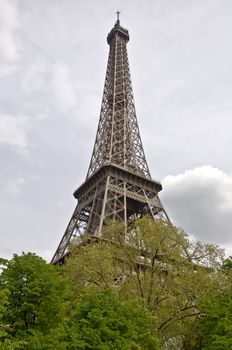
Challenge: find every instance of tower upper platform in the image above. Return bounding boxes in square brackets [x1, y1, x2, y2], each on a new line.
[107, 19, 129, 44]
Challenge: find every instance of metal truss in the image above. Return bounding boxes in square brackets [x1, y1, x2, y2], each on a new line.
[51, 19, 170, 264]
[86, 20, 150, 179]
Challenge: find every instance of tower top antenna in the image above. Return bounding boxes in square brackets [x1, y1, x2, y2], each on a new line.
[116, 10, 121, 23]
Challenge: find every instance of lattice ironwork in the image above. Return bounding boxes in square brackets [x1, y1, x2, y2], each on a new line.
[51, 18, 170, 264]
[86, 19, 150, 179]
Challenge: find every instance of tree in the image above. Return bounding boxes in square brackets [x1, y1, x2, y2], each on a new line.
[63, 289, 161, 350]
[193, 257, 232, 349]
[0, 220, 225, 349]
[65, 240, 116, 295]
[65, 217, 224, 349]
[194, 291, 232, 350]
[0, 252, 66, 348]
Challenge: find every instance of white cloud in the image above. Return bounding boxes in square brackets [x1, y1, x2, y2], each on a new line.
[51, 60, 77, 113]
[22, 59, 48, 95]
[161, 166, 232, 247]
[0, 0, 19, 76]
[0, 0, 231, 262]
[38, 249, 54, 263]
[0, 177, 25, 195]
[22, 59, 77, 114]
[0, 112, 29, 152]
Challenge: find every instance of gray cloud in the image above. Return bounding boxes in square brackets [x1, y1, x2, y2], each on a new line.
[161, 166, 232, 251]
[51, 61, 77, 113]
[0, 176, 25, 196]
[0, 113, 30, 152]
[22, 59, 77, 113]
[0, 0, 231, 261]
[0, 0, 19, 76]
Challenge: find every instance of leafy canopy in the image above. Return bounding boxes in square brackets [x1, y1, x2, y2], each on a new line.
[0, 252, 66, 347]
[64, 289, 161, 350]
[65, 217, 224, 348]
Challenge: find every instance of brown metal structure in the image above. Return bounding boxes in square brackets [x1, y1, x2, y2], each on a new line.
[51, 17, 170, 264]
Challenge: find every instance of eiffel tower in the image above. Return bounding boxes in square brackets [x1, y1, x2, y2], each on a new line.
[52, 14, 170, 264]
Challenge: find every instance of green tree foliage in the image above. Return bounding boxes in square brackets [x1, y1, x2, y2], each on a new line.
[65, 241, 116, 294]
[193, 257, 232, 349]
[222, 256, 232, 275]
[0, 219, 227, 350]
[0, 251, 160, 350]
[194, 291, 232, 350]
[65, 217, 224, 349]
[64, 289, 161, 350]
[0, 252, 66, 348]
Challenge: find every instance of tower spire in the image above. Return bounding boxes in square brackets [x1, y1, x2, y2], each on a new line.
[116, 10, 120, 24]
[87, 18, 149, 179]
[51, 20, 170, 264]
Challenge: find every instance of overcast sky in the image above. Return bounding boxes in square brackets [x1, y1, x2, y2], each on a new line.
[0, 0, 232, 261]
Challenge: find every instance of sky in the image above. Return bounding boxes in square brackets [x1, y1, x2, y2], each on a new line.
[0, 0, 232, 261]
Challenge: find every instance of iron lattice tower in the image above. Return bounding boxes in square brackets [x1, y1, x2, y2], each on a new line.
[52, 17, 170, 264]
